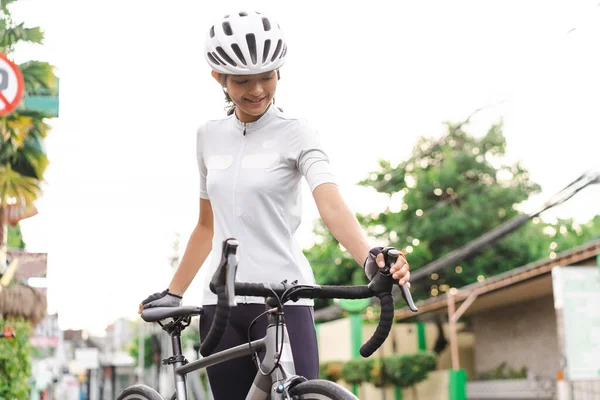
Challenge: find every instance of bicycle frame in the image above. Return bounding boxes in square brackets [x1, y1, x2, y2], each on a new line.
[166, 305, 302, 400]
[134, 239, 417, 400]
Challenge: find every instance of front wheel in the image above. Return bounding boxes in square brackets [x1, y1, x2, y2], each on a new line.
[116, 384, 164, 400]
[288, 379, 358, 400]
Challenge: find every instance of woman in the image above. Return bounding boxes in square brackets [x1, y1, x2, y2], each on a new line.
[140, 10, 411, 399]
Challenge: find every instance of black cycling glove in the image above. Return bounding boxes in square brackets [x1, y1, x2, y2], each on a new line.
[364, 246, 386, 281]
[140, 289, 182, 309]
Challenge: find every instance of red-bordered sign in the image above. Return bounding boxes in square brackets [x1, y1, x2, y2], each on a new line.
[0, 52, 24, 116]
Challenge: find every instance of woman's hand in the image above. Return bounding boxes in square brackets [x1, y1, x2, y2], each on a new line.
[365, 247, 411, 287]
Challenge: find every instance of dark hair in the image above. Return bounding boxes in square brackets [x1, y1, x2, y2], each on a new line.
[219, 74, 236, 116]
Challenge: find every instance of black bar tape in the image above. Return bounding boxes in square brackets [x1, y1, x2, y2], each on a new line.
[360, 293, 394, 357]
[199, 285, 229, 356]
[234, 282, 268, 296]
[234, 283, 373, 299]
[316, 285, 372, 299]
[207, 282, 392, 358]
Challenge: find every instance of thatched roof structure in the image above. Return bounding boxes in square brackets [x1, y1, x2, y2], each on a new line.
[0, 284, 47, 325]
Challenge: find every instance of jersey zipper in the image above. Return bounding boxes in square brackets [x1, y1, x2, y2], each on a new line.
[233, 122, 247, 302]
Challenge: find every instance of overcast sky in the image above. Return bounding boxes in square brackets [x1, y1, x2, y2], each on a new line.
[8, 0, 600, 334]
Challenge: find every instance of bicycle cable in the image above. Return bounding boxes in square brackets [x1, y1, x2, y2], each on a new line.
[247, 284, 286, 376]
[247, 308, 272, 369]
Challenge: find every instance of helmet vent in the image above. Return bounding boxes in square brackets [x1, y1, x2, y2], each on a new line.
[211, 52, 225, 65]
[239, 11, 248, 17]
[271, 39, 283, 62]
[206, 52, 220, 65]
[246, 34, 257, 64]
[280, 44, 287, 59]
[210, 26, 215, 38]
[222, 22, 233, 36]
[262, 39, 271, 63]
[216, 46, 237, 66]
[262, 18, 271, 31]
[231, 44, 247, 66]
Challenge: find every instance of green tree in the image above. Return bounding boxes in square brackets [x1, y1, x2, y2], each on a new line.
[306, 118, 600, 305]
[0, 3, 56, 397]
[0, 318, 32, 400]
[304, 221, 368, 309]
[0, 0, 56, 269]
[7, 223, 25, 249]
[534, 216, 600, 255]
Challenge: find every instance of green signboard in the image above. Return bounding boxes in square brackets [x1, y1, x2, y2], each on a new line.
[552, 266, 600, 380]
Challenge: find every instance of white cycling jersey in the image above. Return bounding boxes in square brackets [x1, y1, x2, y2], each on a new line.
[197, 105, 336, 306]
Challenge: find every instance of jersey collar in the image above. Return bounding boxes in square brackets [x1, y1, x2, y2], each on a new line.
[233, 104, 278, 134]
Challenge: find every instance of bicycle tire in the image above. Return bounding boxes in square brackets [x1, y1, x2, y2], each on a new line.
[288, 379, 359, 400]
[116, 384, 164, 400]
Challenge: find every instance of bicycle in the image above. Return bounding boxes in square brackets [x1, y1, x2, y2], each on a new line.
[117, 238, 418, 399]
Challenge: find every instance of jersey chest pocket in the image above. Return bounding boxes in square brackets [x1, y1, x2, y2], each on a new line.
[206, 155, 233, 170]
[241, 153, 279, 169]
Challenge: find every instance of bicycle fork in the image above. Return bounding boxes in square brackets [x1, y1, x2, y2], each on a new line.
[246, 309, 302, 400]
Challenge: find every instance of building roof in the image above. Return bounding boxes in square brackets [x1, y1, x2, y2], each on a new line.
[395, 239, 600, 320]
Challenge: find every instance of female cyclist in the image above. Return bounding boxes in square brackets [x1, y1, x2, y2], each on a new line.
[140, 10, 411, 399]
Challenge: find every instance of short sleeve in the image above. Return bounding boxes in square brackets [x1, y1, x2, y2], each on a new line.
[289, 120, 337, 192]
[196, 124, 210, 199]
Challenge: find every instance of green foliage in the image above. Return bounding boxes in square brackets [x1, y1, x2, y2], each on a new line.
[476, 361, 528, 380]
[0, 0, 44, 54]
[0, 318, 32, 400]
[358, 121, 542, 296]
[0, 165, 40, 206]
[128, 334, 160, 369]
[7, 223, 26, 250]
[304, 221, 368, 309]
[128, 323, 200, 370]
[367, 357, 385, 387]
[19, 61, 58, 97]
[319, 361, 344, 382]
[0, 0, 56, 256]
[382, 352, 437, 388]
[181, 323, 200, 349]
[0, 22, 43, 49]
[336, 352, 437, 389]
[340, 358, 371, 385]
[305, 118, 600, 303]
[1, 111, 51, 180]
[538, 215, 600, 252]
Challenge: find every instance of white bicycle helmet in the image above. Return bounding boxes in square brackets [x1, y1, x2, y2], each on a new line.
[204, 11, 288, 75]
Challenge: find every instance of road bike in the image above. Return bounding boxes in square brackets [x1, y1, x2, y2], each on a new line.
[117, 238, 417, 399]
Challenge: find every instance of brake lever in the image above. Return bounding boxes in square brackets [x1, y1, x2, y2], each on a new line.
[210, 238, 239, 307]
[225, 246, 239, 307]
[383, 248, 418, 312]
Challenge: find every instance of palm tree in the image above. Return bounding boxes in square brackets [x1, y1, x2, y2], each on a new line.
[0, 5, 57, 397]
[0, 0, 57, 273]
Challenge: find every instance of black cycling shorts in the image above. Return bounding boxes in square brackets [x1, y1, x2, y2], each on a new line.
[199, 303, 319, 400]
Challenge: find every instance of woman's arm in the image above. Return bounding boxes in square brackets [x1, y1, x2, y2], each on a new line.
[168, 198, 214, 296]
[312, 183, 410, 284]
[312, 183, 370, 265]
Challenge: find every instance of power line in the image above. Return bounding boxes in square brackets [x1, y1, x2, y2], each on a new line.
[409, 169, 599, 282]
[314, 169, 599, 322]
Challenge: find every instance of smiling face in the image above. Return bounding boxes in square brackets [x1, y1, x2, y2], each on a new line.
[212, 70, 278, 123]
